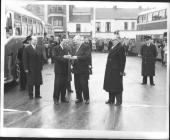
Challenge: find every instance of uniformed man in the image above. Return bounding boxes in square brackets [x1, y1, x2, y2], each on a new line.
[140, 35, 157, 86]
[17, 36, 30, 90]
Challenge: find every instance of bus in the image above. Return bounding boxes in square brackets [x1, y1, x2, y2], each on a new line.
[4, 5, 45, 84]
[134, 7, 168, 59]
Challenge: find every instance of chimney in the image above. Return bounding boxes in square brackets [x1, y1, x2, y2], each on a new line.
[113, 5, 117, 9]
[139, 6, 142, 10]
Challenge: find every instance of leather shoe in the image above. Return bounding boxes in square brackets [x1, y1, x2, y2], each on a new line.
[29, 96, 33, 100]
[75, 99, 83, 104]
[115, 102, 122, 106]
[141, 83, 147, 85]
[35, 96, 42, 99]
[67, 89, 73, 93]
[150, 83, 155, 86]
[105, 100, 114, 104]
[61, 99, 69, 103]
[54, 100, 59, 105]
[85, 100, 90, 104]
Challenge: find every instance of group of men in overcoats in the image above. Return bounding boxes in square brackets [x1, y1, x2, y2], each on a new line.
[53, 36, 91, 104]
[19, 34, 157, 106]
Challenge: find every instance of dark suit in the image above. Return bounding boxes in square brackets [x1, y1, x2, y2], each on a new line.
[23, 45, 43, 98]
[72, 42, 91, 101]
[17, 45, 27, 90]
[103, 42, 126, 104]
[53, 44, 69, 102]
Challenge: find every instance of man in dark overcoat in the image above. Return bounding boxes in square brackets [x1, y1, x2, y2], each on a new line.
[53, 41, 71, 105]
[141, 35, 157, 86]
[23, 36, 43, 99]
[17, 37, 30, 90]
[71, 37, 91, 104]
[103, 38, 126, 106]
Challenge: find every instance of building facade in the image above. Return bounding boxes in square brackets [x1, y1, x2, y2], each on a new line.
[92, 7, 144, 39]
[26, 4, 145, 39]
[67, 5, 93, 38]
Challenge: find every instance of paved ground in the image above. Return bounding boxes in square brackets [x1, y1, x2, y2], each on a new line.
[3, 52, 168, 132]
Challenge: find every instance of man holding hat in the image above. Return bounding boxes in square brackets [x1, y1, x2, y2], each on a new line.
[140, 35, 157, 86]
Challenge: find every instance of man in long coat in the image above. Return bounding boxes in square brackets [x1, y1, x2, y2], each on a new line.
[141, 35, 157, 86]
[23, 36, 43, 99]
[53, 41, 70, 105]
[17, 37, 29, 90]
[103, 38, 126, 106]
[71, 37, 91, 104]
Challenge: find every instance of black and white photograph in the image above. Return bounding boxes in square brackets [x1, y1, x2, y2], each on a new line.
[1, 0, 169, 139]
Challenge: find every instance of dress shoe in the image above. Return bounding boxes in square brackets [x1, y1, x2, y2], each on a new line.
[75, 99, 83, 104]
[105, 100, 114, 104]
[85, 100, 90, 104]
[115, 102, 122, 106]
[67, 89, 73, 93]
[150, 83, 155, 86]
[29, 96, 33, 100]
[141, 83, 147, 85]
[61, 99, 69, 103]
[35, 96, 42, 99]
[54, 100, 59, 105]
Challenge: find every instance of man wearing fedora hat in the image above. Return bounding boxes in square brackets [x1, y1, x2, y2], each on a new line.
[141, 35, 157, 86]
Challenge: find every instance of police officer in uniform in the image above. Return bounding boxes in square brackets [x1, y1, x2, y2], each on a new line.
[140, 35, 157, 86]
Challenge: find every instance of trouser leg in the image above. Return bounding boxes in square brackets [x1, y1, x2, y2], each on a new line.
[74, 74, 83, 101]
[61, 76, 67, 101]
[53, 75, 61, 101]
[116, 93, 122, 105]
[35, 85, 40, 97]
[143, 76, 147, 84]
[67, 81, 72, 91]
[28, 85, 33, 97]
[150, 76, 154, 84]
[109, 92, 115, 103]
[80, 74, 89, 101]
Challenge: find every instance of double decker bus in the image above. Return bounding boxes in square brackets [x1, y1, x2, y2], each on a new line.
[4, 5, 45, 84]
[134, 7, 168, 59]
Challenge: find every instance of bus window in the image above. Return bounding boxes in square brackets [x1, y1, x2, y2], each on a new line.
[15, 27, 21, 35]
[6, 13, 13, 38]
[22, 16, 28, 36]
[28, 25, 33, 35]
[152, 11, 159, 21]
[159, 9, 166, 20]
[147, 13, 153, 22]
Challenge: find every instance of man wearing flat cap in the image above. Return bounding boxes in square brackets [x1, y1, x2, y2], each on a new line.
[23, 36, 43, 99]
[140, 35, 157, 86]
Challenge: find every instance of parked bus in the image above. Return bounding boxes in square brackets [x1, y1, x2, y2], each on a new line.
[4, 5, 45, 84]
[134, 7, 168, 59]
